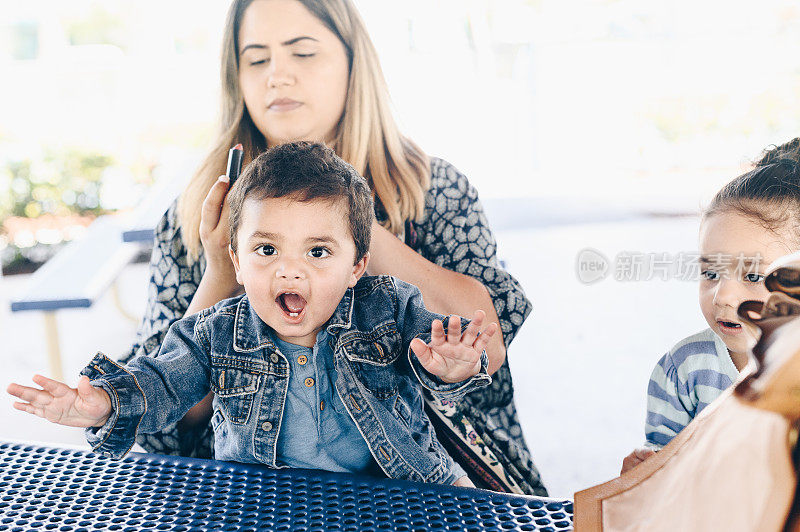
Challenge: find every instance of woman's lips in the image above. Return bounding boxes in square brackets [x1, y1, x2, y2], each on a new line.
[268, 99, 302, 112]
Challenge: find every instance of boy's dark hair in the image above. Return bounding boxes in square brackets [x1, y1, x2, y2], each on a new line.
[228, 142, 374, 263]
[704, 157, 800, 240]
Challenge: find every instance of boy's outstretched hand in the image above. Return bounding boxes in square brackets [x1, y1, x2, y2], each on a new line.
[410, 310, 498, 383]
[7, 375, 112, 428]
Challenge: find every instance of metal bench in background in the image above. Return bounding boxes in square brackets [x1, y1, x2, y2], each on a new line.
[9, 217, 143, 379]
[8, 163, 189, 380]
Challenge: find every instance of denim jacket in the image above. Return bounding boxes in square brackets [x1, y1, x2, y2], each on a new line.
[82, 275, 491, 484]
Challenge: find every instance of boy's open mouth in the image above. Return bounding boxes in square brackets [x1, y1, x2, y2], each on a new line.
[277, 292, 307, 318]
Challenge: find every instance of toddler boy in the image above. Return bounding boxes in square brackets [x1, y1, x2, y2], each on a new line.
[8, 142, 497, 486]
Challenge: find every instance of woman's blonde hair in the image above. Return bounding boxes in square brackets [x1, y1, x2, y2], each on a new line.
[178, 0, 430, 260]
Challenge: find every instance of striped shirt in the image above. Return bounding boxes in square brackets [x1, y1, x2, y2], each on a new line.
[645, 328, 739, 448]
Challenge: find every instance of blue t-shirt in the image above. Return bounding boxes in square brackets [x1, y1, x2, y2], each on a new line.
[271, 330, 375, 474]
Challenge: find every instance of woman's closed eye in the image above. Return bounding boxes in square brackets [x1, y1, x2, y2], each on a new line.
[242, 52, 269, 66]
[308, 247, 330, 259]
[256, 244, 276, 256]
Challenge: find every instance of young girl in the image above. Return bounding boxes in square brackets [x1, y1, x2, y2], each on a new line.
[621, 151, 800, 474]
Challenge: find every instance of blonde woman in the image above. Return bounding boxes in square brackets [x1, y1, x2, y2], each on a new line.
[122, 0, 543, 495]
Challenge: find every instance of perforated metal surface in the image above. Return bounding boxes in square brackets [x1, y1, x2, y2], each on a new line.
[0, 442, 573, 531]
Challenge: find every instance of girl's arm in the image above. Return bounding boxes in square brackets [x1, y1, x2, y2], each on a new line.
[645, 353, 693, 448]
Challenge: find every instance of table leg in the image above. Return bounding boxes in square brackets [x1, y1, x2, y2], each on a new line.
[112, 280, 138, 324]
[43, 312, 64, 380]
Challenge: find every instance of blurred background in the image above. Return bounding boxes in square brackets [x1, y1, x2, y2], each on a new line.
[1, 0, 799, 497]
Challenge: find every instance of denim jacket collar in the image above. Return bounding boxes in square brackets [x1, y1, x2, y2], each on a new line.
[232, 290, 355, 353]
[326, 287, 354, 334]
[232, 297, 277, 353]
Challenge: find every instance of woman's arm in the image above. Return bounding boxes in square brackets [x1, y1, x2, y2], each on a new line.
[368, 223, 507, 374]
[367, 159, 532, 375]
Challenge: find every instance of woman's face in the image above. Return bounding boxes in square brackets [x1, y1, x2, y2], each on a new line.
[238, 0, 350, 147]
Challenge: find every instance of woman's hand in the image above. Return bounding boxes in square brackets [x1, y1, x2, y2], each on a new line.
[198, 176, 239, 292]
[7, 375, 112, 428]
[186, 176, 242, 316]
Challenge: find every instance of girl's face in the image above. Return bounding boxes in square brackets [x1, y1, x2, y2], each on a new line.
[698, 210, 795, 359]
[238, 0, 350, 147]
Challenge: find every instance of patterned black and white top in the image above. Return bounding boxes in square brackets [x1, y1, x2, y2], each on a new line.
[120, 157, 545, 494]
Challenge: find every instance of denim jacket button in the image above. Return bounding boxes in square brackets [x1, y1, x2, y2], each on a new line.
[297, 355, 308, 365]
[261, 421, 273, 431]
[269, 353, 279, 363]
[304, 378, 315, 387]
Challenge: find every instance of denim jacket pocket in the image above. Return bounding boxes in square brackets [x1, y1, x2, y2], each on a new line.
[340, 327, 403, 399]
[340, 325, 402, 365]
[210, 357, 261, 425]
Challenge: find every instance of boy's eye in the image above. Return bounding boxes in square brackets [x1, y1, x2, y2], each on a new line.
[701, 270, 720, 281]
[744, 272, 765, 283]
[256, 244, 276, 256]
[308, 247, 330, 259]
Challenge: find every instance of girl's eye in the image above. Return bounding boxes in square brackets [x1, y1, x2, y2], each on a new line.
[248, 58, 268, 66]
[294, 53, 315, 58]
[308, 247, 330, 259]
[744, 272, 765, 283]
[701, 270, 719, 281]
[256, 244, 276, 256]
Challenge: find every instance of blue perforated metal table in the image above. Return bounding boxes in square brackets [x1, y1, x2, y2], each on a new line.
[0, 442, 573, 531]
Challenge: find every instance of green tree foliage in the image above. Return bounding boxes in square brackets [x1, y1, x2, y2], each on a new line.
[1, 149, 113, 224]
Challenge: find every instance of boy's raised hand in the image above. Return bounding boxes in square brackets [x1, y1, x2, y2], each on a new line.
[410, 310, 498, 383]
[7, 375, 112, 428]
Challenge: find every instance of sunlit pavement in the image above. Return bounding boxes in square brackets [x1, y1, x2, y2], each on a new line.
[0, 215, 704, 498]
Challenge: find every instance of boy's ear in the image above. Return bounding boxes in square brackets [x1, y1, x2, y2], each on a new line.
[349, 252, 370, 287]
[228, 245, 244, 285]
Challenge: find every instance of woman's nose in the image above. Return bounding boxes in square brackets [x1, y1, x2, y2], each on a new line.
[267, 53, 293, 88]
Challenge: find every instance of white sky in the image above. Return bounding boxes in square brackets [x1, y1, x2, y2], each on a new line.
[1, 0, 799, 208]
